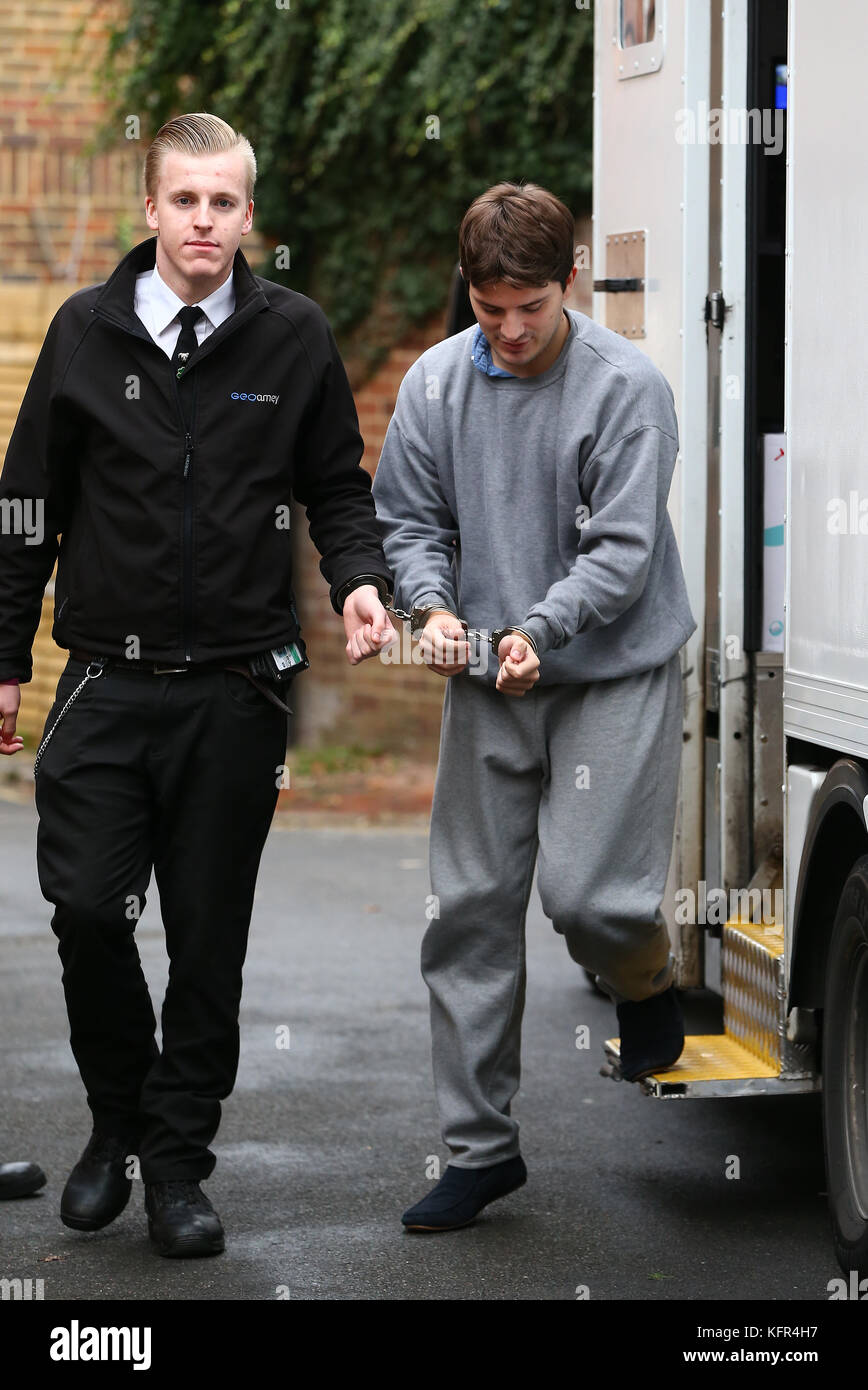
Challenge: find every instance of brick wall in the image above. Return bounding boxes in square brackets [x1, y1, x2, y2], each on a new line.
[0, 0, 141, 284]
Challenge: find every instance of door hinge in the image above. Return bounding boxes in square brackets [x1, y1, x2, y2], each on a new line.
[592, 277, 645, 293]
[705, 290, 726, 331]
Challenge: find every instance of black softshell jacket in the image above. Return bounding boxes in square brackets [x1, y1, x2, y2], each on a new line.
[0, 236, 393, 681]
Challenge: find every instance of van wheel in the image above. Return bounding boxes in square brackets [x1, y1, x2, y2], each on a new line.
[823, 855, 868, 1276]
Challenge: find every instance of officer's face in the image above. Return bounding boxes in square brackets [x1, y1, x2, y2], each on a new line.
[466, 268, 578, 378]
[145, 149, 254, 299]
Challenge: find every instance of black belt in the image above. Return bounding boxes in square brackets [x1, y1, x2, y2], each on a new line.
[66, 649, 294, 716]
[69, 648, 233, 675]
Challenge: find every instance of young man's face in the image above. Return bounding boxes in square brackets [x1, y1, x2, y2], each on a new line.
[465, 266, 578, 378]
[144, 148, 254, 303]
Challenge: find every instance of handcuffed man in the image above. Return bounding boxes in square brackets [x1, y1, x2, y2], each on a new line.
[373, 181, 697, 1232]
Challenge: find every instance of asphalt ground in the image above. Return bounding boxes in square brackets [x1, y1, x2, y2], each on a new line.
[0, 794, 854, 1324]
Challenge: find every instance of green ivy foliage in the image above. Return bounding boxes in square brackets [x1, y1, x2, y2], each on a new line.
[87, 0, 593, 372]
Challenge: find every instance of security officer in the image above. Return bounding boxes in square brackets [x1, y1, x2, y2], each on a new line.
[0, 112, 396, 1257]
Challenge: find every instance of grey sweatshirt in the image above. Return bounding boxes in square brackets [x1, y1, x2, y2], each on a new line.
[371, 308, 697, 686]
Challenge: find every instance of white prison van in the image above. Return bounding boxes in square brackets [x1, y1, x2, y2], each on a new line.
[594, 0, 868, 1277]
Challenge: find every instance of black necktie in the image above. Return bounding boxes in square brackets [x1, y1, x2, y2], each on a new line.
[172, 305, 203, 373]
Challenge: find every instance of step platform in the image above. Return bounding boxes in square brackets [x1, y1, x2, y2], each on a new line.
[602, 915, 820, 1097]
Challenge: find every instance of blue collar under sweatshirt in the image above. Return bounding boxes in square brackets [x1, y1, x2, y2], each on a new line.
[470, 325, 515, 378]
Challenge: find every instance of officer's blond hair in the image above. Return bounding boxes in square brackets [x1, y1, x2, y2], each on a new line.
[144, 113, 257, 204]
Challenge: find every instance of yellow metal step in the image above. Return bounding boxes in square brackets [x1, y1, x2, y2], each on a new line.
[600, 911, 819, 1095]
[722, 917, 785, 1070]
[602, 1033, 784, 1096]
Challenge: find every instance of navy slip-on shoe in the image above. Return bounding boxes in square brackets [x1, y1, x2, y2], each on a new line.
[616, 984, 685, 1082]
[402, 1154, 527, 1232]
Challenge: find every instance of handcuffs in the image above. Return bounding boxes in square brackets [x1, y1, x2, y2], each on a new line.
[384, 602, 538, 656]
[343, 576, 536, 656]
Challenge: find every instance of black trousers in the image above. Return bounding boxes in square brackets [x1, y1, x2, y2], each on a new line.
[34, 656, 287, 1181]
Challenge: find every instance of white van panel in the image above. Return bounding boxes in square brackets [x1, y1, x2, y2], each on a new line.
[784, 1, 868, 754]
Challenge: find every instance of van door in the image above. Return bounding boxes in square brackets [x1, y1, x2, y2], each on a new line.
[592, 0, 713, 984]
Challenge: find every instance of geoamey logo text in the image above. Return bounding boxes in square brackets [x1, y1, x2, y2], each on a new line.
[230, 391, 280, 404]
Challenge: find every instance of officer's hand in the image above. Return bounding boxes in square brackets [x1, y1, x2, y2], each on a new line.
[0, 685, 24, 755]
[495, 633, 540, 697]
[343, 585, 397, 665]
[419, 612, 470, 677]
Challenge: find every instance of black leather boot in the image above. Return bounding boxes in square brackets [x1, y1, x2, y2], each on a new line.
[0, 1161, 46, 1199]
[144, 1180, 225, 1258]
[60, 1131, 136, 1231]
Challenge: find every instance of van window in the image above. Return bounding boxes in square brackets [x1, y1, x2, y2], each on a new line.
[620, 0, 655, 48]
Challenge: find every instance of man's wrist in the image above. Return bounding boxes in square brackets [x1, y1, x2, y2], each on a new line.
[507, 627, 538, 655]
[412, 606, 460, 633]
[410, 592, 459, 620]
[337, 574, 392, 610]
[491, 626, 539, 655]
[514, 615, 554, 656]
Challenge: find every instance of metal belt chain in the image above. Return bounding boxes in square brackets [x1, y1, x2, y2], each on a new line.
[32, 659, 105, 778]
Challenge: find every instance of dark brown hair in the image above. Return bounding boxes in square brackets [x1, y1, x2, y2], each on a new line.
[458, 182, 575, 291]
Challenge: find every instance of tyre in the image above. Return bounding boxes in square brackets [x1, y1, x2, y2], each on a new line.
[822, 854, 868, 1276]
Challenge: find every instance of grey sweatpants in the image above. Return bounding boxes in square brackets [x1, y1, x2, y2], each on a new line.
[422, 652, 684, 1167]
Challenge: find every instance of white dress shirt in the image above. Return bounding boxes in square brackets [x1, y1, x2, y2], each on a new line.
[133, 260, 236, 357]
